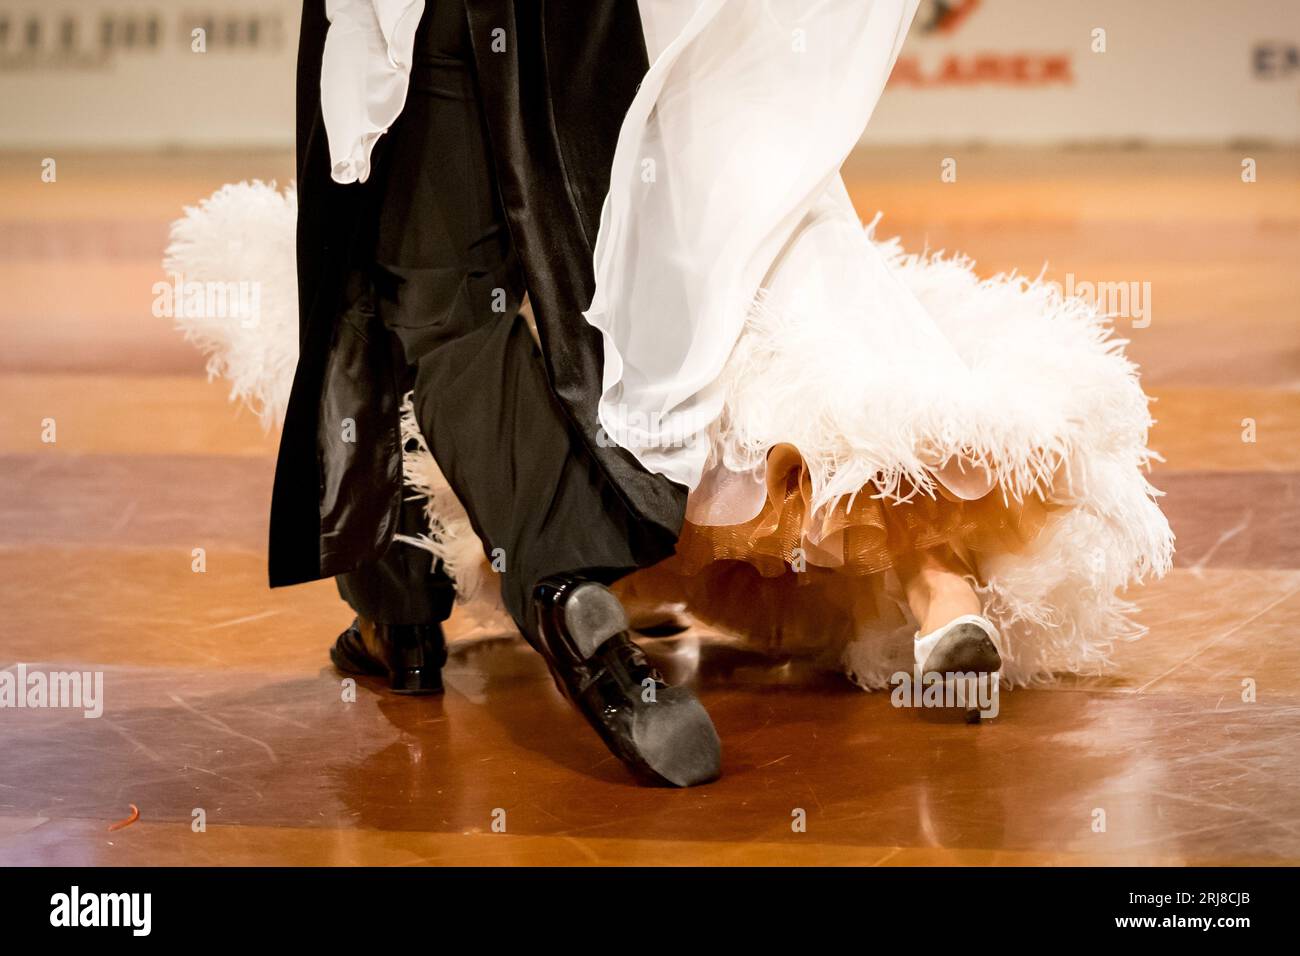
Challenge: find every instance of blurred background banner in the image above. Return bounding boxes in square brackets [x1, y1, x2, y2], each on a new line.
[0, 0, 298, 149]
[0, 0, 1296, 150]
[871, 0, 1300, 144]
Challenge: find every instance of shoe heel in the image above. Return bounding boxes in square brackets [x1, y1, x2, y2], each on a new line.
[389, 666, 443, 695]
[561, 582, 630, 660]
[385, 624, 446, 696]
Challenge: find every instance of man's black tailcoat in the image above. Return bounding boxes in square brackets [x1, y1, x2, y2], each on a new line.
[269, 0, 687, 588]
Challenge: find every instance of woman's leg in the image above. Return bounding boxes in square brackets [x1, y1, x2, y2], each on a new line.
[896, 545, 982, 634]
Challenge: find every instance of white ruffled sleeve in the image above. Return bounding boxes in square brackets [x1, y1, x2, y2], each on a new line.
[320, 0, 426, 184]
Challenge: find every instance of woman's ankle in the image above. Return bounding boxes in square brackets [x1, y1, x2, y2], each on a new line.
[898, 546, 984, 633]
[907, 566, 982, 634]
[916, 580, 982, 634]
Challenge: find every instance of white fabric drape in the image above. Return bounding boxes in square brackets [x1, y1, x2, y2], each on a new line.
[585, 0, 921, 490]
[320, 0, 425, 184]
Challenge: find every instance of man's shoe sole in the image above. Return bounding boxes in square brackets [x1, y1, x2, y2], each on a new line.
[546, 582, 721, 788]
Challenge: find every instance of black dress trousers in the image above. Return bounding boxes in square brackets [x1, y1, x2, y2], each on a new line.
[335, 2, 664, 637]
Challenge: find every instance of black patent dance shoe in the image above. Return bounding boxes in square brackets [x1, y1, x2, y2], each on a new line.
[532, 576, 722, 788]
[330, 618, 447, 695]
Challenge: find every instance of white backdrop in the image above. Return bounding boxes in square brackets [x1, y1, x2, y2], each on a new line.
[0, 0, 1296, 149]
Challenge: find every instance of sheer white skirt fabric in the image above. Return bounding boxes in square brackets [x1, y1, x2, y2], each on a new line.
[585, 0, 920, 491]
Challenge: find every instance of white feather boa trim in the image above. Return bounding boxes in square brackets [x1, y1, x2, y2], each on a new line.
[163, 181, 300, 431]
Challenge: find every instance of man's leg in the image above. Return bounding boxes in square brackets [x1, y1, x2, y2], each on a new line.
[331, 493, 454, 695]
[326, 2, 488, 696]
[336, 495, 455, 629]
[359, 2, 721, 786]
[410, 313, 662, 634]
[365, 1, 653, 634]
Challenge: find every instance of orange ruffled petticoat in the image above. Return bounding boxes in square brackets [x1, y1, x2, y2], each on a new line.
[619, 444, 1060, 658]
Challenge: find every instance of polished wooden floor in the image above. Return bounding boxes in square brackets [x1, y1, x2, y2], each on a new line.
[0, 147, 1297, 865]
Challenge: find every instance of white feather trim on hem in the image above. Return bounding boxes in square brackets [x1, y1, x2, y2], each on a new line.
[392, 392, 501, 612]
[706, 224, 1173, 688]
[163, 181, 300, 432]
